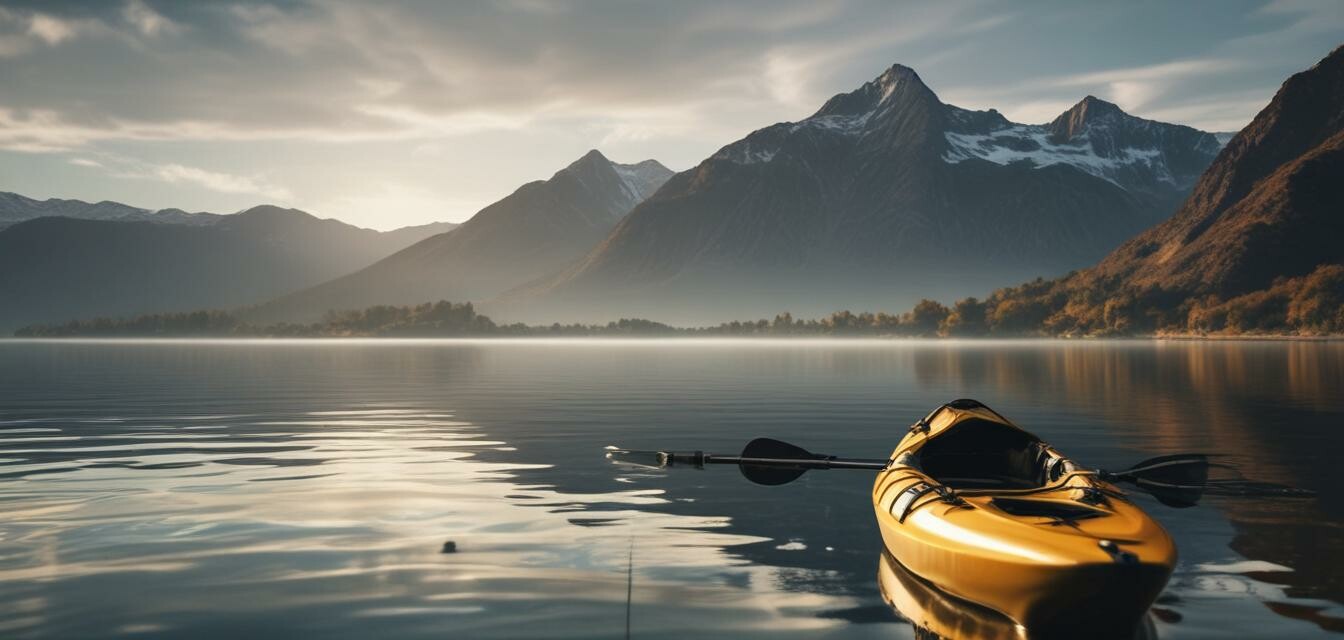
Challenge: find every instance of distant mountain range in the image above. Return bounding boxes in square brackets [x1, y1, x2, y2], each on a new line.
[0, 191, 220, 228]
[25, 48, 1340, 336]
[0, 191, 459, 240]
[0, 201, 458, 331]
[965, 44, 1344, 335]
[497, 64, 1225, 324]
[246, 150, 672, 324]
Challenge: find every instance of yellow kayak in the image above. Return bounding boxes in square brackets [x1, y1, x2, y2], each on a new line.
[872, 399, 1176, 635]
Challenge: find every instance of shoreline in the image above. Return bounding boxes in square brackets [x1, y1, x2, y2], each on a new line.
[3, 334, 1340, 343]
[1152, 333, 1342, 342]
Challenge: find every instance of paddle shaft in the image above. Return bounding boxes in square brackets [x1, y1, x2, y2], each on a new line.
[662, 451, 888, 470]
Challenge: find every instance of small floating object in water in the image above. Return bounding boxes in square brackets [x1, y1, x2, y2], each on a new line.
[441, 540, 457, 554]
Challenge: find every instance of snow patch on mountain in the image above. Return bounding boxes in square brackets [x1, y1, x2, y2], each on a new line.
[712, 68, 921, 167]
[795, 112, 874, 136]
[612, 161, 672, 201]
[714, 141, 779, 165]
[943, 126, 1176, 186]
[714, 107, 877, 166]
[880, 76, 901, 101]
[609, 166, 643, 202]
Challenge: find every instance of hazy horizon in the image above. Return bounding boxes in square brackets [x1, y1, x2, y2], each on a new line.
[2, 0, 1342, 229]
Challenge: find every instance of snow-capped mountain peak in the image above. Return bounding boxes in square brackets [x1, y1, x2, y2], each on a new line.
[708, 61, 1220, 203]
[711, 64, 941, 165]
[1048, 95, 1126, 141]
[556, 150, 673, 221]
[811, 63, 929, 119]
[943, 98, 1225, 191]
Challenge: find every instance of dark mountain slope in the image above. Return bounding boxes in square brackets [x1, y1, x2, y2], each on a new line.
[971, 44, 1344, 335]
[0, 205, 458, 332]
[1090, 45, 1344, 295]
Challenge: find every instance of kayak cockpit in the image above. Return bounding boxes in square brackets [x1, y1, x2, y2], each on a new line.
[916, 416, 1046, 489]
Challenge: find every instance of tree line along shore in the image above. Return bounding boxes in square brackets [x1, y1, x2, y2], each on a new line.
[14, 266, 1344, 340]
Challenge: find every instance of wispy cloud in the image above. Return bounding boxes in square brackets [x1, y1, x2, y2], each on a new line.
[0, 108, 108, 152]
[0, 5, 103, 57]
[0, 106, 449, 152]
[942, 56, 1275, 126]
[141, 163, 292, 201]
[78, 152, 294, 201]
[122, 0, 180, 37]
[26, 13, 77, 45]
[1141, 93, 1280, 133]
[0, 0, 1010, 153]
[1047, 59, 1240, 112]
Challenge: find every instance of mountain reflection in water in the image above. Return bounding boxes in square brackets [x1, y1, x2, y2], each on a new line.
[0, 339, 1339, 638]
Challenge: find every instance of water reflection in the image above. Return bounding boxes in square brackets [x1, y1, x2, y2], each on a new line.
[0, 340, 1340, 638]
[0, 407, 885, 638]
[876, 551, 1159, 640]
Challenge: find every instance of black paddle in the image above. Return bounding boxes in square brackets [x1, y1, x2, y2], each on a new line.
[605, 439, 1311, 507]
[605, 437, 888, 486]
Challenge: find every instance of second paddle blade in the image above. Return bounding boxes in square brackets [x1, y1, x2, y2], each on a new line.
[1118, 453, 1209, 508]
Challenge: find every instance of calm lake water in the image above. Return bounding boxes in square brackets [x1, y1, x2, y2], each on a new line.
[1, 339, 1341, 639]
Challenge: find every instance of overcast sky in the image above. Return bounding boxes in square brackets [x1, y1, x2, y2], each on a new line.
[0, 0, 1340, 230]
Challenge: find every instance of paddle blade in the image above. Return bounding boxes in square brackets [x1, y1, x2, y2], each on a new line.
[1115, 454, 1209, 508]
[738, 438, 815, 486]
